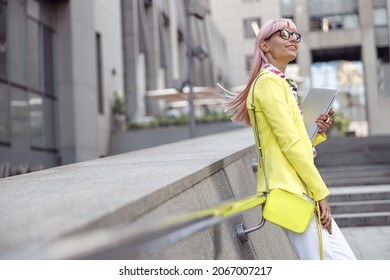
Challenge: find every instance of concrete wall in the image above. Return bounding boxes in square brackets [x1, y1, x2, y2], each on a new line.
[94, 0, 124, 157]
[58, 0, 124, 162]
[0, 128, 296, 260]
[109, 121, 246, 155]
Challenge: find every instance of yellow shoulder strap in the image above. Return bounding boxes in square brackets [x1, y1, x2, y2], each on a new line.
[316, 202, 324, 260]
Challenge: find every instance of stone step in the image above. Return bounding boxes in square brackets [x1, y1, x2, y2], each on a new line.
[319, 165, 390, 179]
[314, 136, 390, 227]
[319, 164, 390, 173]
[333, 212, 390, 227]
[316, 152, 390, 166]
[322, 172, 390, 181]
[322, 173, 390, 183]
[316, 142, 390, 153]
[318, 164, 390, 187]
[314, 136, 390, 167]
[316, 140, 390, 152]
[324, 177, 390, 187]
[330, 200, 390, 214]
[316, 135, 390, 149]
[329, 185, 390, 227]
[328, 185, 390, 202]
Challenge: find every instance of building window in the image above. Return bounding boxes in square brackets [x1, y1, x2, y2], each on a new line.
[11, 87, 29, 146]
[312, 46, 361, 62]
[311, 60, 366, 126]
[0, 1, 7, 80]
[26, 17, 56, 96]
[29, 92, 44, 148]
[373, 7, 388, 27]
[27, 18, 41, 92]
[0, 82, 9, 144]
[158, 14, 168, 69]
[309, 0, 359, 31]
[377, 47, 390, 63]
[0, 1, 8, 145]
[43, 26, 55, 96]
[281, 0, 294, 20]
[310, 14, 359, 32]
[24, 12, 57, 151]
[243, 18, 261, 38]
[44, 97, 56, 149]
[245, 55, 253, 72]
[96, 32, 104, 115]
[29, 92, 56, 150]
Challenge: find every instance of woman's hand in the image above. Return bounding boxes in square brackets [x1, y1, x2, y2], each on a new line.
[318, 197, 333, 234]
[316, 110, 334, 133]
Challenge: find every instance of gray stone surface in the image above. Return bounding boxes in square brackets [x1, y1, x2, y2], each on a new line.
[315, 135, 390, 167]
[318, 136, 390, 259]
[5, 128, 388, 259]
[331, 200, 390, 213]
[329, 185, 390, 227]
[110, 122, 246, 154]
[341, 226, 390, 260]
[223, 156, 297, 260]
[0, 127, 296, 259]
[329, 185, 390, 201]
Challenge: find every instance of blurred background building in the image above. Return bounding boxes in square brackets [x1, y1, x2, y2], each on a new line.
[122, 0, 229, 120]
[0, 0, 125, 173]
[1, 0, 390, 178]
[0, 0, 229, 177]
[209, 0, 390, 137]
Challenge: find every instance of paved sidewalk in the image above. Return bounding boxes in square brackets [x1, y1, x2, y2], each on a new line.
[341, 226, 390, 259]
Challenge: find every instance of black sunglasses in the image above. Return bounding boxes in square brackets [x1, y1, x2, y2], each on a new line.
[265, 29, 302, 43]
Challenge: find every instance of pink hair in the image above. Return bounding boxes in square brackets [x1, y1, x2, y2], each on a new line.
[224, 18, 298, 125]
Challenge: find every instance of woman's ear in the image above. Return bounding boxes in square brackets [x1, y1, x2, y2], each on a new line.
[260, 41, 269, 52]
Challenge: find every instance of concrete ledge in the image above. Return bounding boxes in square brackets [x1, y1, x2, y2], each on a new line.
[110, 121, 245, 154]
[0, 127, 296, 259]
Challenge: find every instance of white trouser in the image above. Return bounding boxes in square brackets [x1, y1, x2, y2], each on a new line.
[283, 216, 357, 260]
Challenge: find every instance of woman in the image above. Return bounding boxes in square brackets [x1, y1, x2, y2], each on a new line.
[225, 18, 356, 260]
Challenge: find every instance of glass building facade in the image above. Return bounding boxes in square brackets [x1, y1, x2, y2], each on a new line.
[0, 0, 230, 178]
[0, 0, 58, 177]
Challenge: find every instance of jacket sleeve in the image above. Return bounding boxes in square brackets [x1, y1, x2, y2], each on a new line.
[256, 75, 329, 201]
[312, 132, 326, 146]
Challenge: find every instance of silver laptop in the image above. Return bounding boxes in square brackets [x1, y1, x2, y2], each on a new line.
[300, 88, 339, 142]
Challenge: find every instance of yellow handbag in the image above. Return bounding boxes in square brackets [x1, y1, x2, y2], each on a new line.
[262, 188, 314, 233]
[250, 74, 323, 259]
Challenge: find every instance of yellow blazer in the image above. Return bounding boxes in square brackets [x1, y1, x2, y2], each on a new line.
[246, 69, 329, 201]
